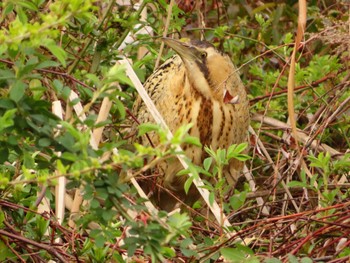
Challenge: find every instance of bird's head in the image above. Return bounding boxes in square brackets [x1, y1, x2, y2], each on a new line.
[162, 38, 244, 104]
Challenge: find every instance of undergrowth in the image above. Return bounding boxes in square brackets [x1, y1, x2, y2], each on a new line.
[0, 0, 349, 262]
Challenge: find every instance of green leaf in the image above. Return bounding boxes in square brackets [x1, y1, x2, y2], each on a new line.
[287, 254, 299, 263]
[229, 191, 247, 210]
[220, 247, 246, 262]
[56, 160, 66, 175]
[227, 143, 248, 159]
[168, 212, 192, 234]
[0, 177, 9, 188]
[0, 44, 8, 56]
[18, 57, 39, 78]
[287, 181, 307, 188]
[36, 215, 50, 239]
[182, 135, 201, 147]
[160, 247, 176, 257]
[0, 210, 5, 227]
[180, 247, 196, 257]
[137, 123, 160, 136]
[62, 86, 71, 100]
[114, 98, 126, 120]
[23, 151, 35, 168]
[0, 99, 15, 109]
[61, 152, 78, 161]
[183, 175, 193, 194]
[85, 73, 100, 85]
[10, 81, 27, 102]
[300, 257, 313, 263]
[17, 6, 28, 24]
[209, 191, 215, 206]
[37, 138, 51, 147]
[107, 64, 133, 86]
[37, 60, 60, 69]
[220, 246, 257, 263]
[3, 2, 14, 15]
[29, 79, 45, 100]
[17, 0, 38, 11]
[102, 209, 117, 221]
[94, 234, 106, 248]
[264, 258, 282, 263]
[0, 108, 17, 133]
[0, 240, 16, 261]
[43, 40, 67, 67]
[0, 148, 9, 164]
[203, 157, 212, 171]
[0, 69, 15, 81]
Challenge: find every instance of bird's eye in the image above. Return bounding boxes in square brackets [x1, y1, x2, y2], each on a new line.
[200, 52, 207, 59]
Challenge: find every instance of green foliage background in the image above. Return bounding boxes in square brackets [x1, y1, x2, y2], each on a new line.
[0, 0, 349, 262]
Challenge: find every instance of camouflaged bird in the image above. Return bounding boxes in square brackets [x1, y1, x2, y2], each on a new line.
[132, 38, 249, 211]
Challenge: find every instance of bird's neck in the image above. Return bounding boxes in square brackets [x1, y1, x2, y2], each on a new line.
[186, 65, 212, 100]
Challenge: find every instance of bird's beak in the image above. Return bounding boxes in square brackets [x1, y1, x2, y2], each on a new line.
[161, 38, 198, 61]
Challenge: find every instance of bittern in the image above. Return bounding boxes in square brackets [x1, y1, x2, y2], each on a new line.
[132, 38, 249, 211]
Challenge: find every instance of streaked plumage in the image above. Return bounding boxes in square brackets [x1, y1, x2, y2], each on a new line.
[132, 38, 249, 211]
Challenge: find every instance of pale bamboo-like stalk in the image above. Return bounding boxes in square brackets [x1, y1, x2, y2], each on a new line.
[52, 101, 66, 236]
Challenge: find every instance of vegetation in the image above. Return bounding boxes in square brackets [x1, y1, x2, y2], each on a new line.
[0, 0, 349, 262]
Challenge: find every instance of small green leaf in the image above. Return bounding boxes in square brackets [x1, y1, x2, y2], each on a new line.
[287, 254, 299, 263]
[160, 247, 176, 257]
[180, 247, 196, 257]
[230, 191, 247, 210]
[17, 6, 28, 24]
[44, 40, 67, 67]
[115, 99, 126, 120]
[56, 160, 66, 175]
[3, 2, 14, 15]
[300, 257, 313, 263]
[62, 86, 71, 100]
[61, 152, 78, 161]
[17, 0, 38, 11]
[0, 108, 17, 132]
[85, 73, 100, 85]
[287, 181, 307, 188]
[38, 138, 51, 147]
[0, 44, 8, 56]
[209, 191, 215, 206]
[182, 135, 201, 147]
[220, 247, 245, 261]
[107, 64, 133, 86]
[0, 177, 9, 188]
[264, 258, 282, 263]
[0, 69, 15, 81]
[203, 157, 212, 171]
[36, 215, 50, 239]
[23, 151, 35, 168]
[94, 234, 106, 248]
[220, 246, 257, 263]
[0, 210, 5, 227]
[177, 168, 190, 176]
[0, 99, 15, 109]
[137, 123, 160, 136]
[184, 175, 193, 194]
[37, 60, 60, 69]
[10, 81, 27, 102]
